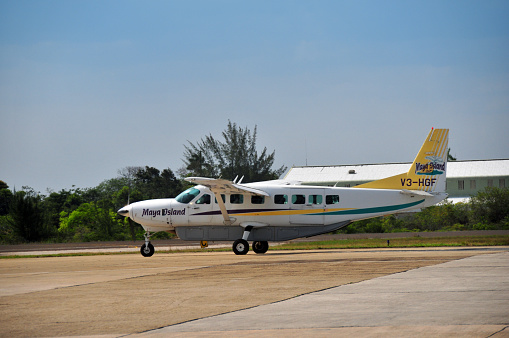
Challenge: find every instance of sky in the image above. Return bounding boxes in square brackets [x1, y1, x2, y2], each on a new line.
[1, 0, 508, 194]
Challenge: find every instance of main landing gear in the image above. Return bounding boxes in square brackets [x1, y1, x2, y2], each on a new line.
[140, 231, 155, 257]
[232, 225, 269, 255]
[232, 240, 269, 255]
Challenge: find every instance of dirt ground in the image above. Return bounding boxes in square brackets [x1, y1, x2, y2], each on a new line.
[0, 248, 503, 337]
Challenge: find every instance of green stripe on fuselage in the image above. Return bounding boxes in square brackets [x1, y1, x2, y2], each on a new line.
[316, 199, 424, 216]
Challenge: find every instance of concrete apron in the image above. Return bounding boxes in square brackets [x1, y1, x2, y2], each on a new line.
[136, 252, 509, 337]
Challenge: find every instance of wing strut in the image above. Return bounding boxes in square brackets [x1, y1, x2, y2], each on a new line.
[212, 192, 233, 225]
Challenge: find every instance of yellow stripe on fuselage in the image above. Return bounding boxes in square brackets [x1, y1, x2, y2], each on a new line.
[230, 208, 354, 217]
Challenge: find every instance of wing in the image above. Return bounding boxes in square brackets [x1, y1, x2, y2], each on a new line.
[185, 177, 270, 196]
[185, 177, 269, 226]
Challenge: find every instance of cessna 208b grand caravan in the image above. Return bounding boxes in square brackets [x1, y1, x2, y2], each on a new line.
[118, 128, 449, 256]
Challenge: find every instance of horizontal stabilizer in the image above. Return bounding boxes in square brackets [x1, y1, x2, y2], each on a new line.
[400, 189, 433, 197]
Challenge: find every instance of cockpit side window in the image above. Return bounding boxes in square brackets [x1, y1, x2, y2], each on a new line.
[175, 187, 201, 204]
[214, 194, 226, 203]
[196, 194, 211, 204]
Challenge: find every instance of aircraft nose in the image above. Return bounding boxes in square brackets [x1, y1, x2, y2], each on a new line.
[117, 205, 131, 217]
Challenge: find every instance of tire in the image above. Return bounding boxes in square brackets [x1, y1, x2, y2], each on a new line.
[232, 239, 249, 255]
[252, 241, 269, 254]
[140, 243, 155, 257]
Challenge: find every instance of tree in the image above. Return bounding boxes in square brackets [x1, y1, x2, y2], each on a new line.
[135, 166, 183, 199]
[0, 181, 13, 216]
[59, 202, 128, 242]
[470, 187, 509, 228]
[447, 148, 457, 161]
[183, 121, 287, 182]
[9, 189, 49, 242]
[117, 166, 143, 204]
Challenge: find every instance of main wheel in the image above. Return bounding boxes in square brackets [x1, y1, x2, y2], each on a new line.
[232, 239, 249, 255]
[252, 241, 269, 254]
[140, 243, 155, 257]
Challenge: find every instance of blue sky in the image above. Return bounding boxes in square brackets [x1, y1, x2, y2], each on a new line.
[1, 0, 508, 193]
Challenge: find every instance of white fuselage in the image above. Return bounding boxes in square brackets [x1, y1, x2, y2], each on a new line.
[123, 181, 447, 234]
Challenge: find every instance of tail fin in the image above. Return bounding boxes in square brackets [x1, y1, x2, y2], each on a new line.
[355, 128, 449, 193]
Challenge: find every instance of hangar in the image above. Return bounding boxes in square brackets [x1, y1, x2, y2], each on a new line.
[283, 159, 509, 203]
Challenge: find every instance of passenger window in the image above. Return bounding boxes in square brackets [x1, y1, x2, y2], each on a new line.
[251, 195, 265, 204]
[214, 194, 226, 203]
[309, 195, 323, 204]
[196, 194, 211, 204]
[230, 194, 244, 204]
[274, 194, 288, 204]
[326, 195, 340, 204]
[292, 194, 305, 204]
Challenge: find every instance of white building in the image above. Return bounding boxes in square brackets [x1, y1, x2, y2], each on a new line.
[283, 159, 509, 203]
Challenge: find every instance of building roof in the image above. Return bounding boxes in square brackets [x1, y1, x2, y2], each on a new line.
[283, 159, 509, 184]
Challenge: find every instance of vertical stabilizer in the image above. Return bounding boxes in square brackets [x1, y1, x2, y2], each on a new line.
[355, 128, 449, 193]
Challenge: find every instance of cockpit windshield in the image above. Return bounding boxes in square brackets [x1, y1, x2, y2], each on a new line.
[175, 187, 201, 204]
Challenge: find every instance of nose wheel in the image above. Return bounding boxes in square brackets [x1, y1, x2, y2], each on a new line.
[140, 231, 155, 257]
[140, 243, 155, 257]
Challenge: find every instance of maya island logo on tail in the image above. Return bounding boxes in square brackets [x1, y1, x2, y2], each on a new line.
[415, 155, 446, 176]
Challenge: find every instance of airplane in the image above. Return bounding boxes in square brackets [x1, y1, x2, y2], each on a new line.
[118, 128, 449, 256]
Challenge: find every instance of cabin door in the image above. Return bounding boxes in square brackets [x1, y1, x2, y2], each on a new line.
[188, 193, 213, 225]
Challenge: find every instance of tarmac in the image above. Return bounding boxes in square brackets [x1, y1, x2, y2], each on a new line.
[134, 250, 509, 337]
[0, 245, 508, 337]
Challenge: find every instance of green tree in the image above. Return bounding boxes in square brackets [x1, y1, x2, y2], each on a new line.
[183, 120, 287, 182]
[135, 166, 183, 199]
[411, 203, 456, 231]
[0, 181, 13, 216]
[447, 148, 457, 161]
[470, 187, 509, 229]
[9, 188, 50, 242]
[117, 166, 143, 204]
[0, 214, 14, 243]
[59, 202, 128, 242]
[0, 182, 14, 243]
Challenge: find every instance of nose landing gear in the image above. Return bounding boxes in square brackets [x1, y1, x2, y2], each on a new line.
[140, 231, 155, 257]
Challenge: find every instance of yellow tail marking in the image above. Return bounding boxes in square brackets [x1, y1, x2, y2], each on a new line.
[354, 128, 448, 192]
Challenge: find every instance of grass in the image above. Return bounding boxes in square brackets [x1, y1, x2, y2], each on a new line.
[1, 235, 508, 259]
[270, 235, 509, 251]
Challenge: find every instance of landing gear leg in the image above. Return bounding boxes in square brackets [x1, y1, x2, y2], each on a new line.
[140, 231, 155, 257]
[232, 226, 253, 255]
